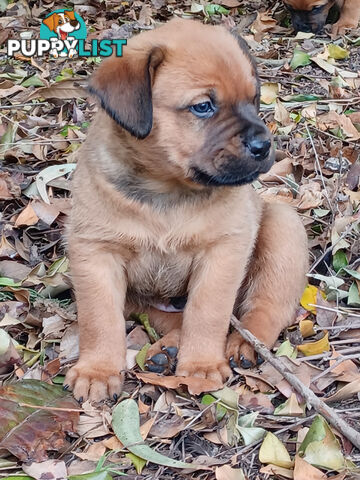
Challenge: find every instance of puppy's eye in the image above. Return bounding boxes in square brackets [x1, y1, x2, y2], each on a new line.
[312, 5, 323, 11]
[189, 101, 216, 118]
[59, 19, 63, 24]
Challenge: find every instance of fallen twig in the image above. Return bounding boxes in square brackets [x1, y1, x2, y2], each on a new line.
[230, 315, 360, 450]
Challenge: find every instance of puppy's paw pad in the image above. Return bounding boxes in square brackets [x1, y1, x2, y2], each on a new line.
[146, 347, 178, 374]
[65, 362, 124, 402]
[226, 332, 257, 369]
[176, 358, 231, 384]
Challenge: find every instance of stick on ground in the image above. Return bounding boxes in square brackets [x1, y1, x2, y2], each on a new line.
[230, 315, 360, 450]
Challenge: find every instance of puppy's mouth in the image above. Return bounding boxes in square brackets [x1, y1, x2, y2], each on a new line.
[191, 167, 260, 187]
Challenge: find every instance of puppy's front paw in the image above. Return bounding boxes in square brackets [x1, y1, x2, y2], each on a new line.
[226, 332, 264, 369]
[64, 360, 125, 402]
[146, 329, 180, 374]
[331, 19, 357, 36]
[176, 355, 231, 386]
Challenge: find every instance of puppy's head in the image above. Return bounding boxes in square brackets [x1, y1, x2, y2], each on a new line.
[89, 19, 274, 189]
[283, 0, 335, 32]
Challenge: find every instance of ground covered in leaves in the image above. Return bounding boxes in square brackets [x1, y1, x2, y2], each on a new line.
[0, 0, 360, 479]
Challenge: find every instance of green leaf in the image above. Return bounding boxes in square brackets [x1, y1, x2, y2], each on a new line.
[126, 452, 147, 474]
[275, 340, 296, 359]
[201, 394, 227, 421]
[2, 477, 34, 480]
[0, 277, 21, 287]
[21, 75, 45, 87]
[343, 268, 360, 281]
[205, 4, 229, 15]
[283, 94, 320, 102]
[348, 282, 360, 306]
[298, 415, 346, 471]
[332, 250, 348, 273]
[328, 44, 349, 59]
[136, 313, 159, 343]
[136, 343, 151, 371]
[237, 425, 266, 446]
[212, 387, 239, 410]
[290, 49, 311, 70]
[112, 399, 202, 469]
[69, 472, 113, 480]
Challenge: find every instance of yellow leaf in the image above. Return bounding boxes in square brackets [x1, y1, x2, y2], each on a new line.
[297, 332, 330, 356]
[259, 432, 293, 468]
[328, 44, 349, 60]
[300, 285, 318, 314]
[300, 320, 315, 338]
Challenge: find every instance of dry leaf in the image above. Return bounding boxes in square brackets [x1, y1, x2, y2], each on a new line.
[135, 371, 221, 395]
[294, 455, 327, 480]
[215, 464, 247, 480]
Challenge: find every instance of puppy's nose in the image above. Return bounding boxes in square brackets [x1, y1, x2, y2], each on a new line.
[247, 139, 271, 161]
[70, 20, 79, 27]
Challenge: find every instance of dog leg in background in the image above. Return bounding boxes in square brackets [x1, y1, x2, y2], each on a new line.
[332, 0, 360, 35]
[227, 203, 308, 366]
[64, 247, 127, 402]
[176, 236, 257, 385]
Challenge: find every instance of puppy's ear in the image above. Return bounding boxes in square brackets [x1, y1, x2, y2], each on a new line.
[231, 32, 260, 111]
[43, 13, 58, 32]
[89, 47, 165, 139]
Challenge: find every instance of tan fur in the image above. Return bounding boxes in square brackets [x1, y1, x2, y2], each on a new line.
[283, 0, 360, 34]
[65, 19, 308, 402]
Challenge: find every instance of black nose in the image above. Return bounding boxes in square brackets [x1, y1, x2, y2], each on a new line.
[247, 139, 271, 161]
[70, 20, 79, 27]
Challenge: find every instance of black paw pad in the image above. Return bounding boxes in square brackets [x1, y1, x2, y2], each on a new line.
[229, 356, 238, 370]
[240, 355, 253, 369]
[146, 347, 178, 374]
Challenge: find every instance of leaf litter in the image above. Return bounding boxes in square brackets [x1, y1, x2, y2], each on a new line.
[1, 0, 360, 478]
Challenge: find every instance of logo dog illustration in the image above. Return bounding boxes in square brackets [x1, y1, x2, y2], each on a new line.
[42, 10, 80, 58]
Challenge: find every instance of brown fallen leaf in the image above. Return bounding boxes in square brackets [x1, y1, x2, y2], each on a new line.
[260, 157, 293, 183]
[215, 464, 248, 480]
[250, 12, 277, 41]
[14, 203, 39, 227]
[0, 380, 79, 462]
[260, 464, 294, 479]
[149, 415, 185, 439]
[23, 460, 67, 480]
[135, 372, 221, 395]
[329, 349, 359, 382]
[324, 378, 360, 403]
[234, 385, 274, 413]
[293, 454, 327, 480]
[27, 79, 87, 100]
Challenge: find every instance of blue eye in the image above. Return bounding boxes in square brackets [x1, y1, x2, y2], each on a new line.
[312, 5, 323, 11]
[189, 101, 216, 118]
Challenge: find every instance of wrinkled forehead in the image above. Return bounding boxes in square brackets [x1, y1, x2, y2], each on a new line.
[285, 0, 329, 10]
[153, 34, 257, 105]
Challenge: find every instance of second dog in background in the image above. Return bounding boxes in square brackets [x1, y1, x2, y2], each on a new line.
[283, 0, 360, 34]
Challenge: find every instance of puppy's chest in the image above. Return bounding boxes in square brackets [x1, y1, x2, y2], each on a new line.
[126, 249, 193, 299]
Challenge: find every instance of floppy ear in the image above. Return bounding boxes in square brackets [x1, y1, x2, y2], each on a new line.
[89, 47, 165, 139]
[231, 31, 260, 112]
[65, 10, 76, 20]
[42, 13, 58, 32]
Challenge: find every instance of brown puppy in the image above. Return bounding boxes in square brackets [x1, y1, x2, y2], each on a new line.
[283, 0, 360, 34]
[64, 18, 308, 402]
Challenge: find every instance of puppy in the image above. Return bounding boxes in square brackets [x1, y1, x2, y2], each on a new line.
[283, 0, 360, 34]
[43, 10, 80, 57]
[64, 19, 308, 402]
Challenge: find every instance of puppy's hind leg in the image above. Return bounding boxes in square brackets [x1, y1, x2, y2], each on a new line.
[227, 202, 308, 367]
